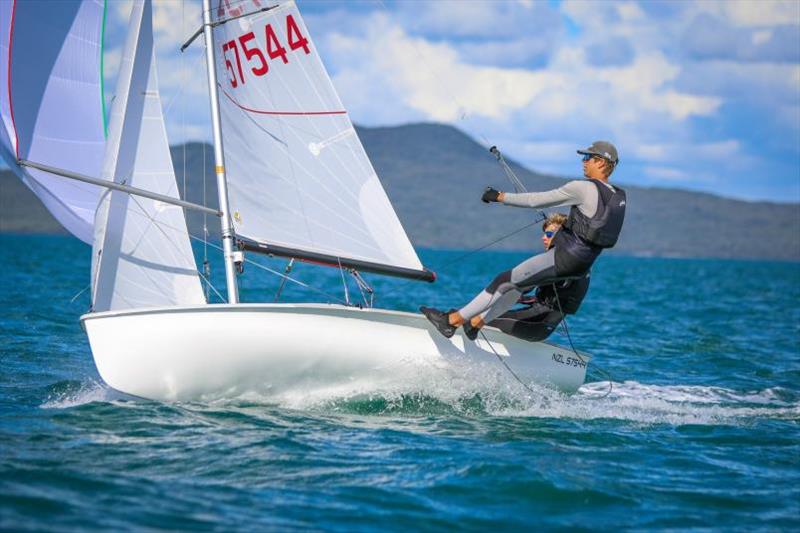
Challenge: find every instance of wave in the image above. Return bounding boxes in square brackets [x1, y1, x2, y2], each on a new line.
[40, 379, 121, 409]
[40, 371, 799, 428]
[222, 362, 799, 426]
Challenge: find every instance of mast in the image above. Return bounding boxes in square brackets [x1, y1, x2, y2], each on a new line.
[201, 0, 239, 304]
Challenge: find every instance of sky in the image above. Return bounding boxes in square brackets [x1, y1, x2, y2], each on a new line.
[102, 0, 800, 203]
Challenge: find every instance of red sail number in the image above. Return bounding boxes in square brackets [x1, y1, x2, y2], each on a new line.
[239, 32, 268, 76]
[222, 41, 239, 88]
[286, 15, 310, 54]
[265, 24, 288, 64]
[221, 13, 312, 89]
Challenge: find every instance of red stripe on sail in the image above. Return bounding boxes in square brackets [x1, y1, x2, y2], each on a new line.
[7, 0, 18, 159]
[220, 86, 347, 116]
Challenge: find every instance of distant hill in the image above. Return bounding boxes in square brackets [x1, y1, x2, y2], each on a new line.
[2, 122, 799, 261]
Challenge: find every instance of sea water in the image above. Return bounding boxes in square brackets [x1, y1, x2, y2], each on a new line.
[1, 234, 798, 530]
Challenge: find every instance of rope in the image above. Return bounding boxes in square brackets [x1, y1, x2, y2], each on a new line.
[551, 280, 613, 398]
[478, 330, 549, 406]
[432, 217, 545, 273]
[197, 238, 348, 305]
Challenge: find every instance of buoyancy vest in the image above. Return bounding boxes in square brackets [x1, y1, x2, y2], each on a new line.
[535, 271, 591, 314]
[564, 179, 626, 248]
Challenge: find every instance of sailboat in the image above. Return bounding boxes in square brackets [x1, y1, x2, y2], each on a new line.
[1, 0, 590, 401]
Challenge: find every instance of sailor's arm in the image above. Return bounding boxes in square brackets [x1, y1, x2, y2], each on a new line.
[499, 180, 590, 209]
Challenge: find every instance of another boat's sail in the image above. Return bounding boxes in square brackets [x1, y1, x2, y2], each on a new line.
[0, 0, 106, 244]
[91, 0, 204, 312]
[211, 0, 433, 281]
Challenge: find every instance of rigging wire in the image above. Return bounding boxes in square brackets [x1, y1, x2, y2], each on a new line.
[195, 238, 348, 305]
[273, 258, 295, 302]
[432, 218, 544, 272]
[337, 257, 351, 305]
[69, 283, 91, 304]
[181, 0, 187, 202]
[552, 281, 614, 399]
[479, 330, 542, 398]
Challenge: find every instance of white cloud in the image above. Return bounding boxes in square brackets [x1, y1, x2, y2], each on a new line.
[633, 141, 741, 162]
[326, 15, 718, 127]
[327, 17, 556, 122]
[697, 0, 800, 28]
[96, 0, 798, 200]
[643, 166, 689, 181]
[152, 0, 202, 45]
[752, 30, 773, 46]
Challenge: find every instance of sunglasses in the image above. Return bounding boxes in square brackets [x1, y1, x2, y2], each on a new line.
[581, 153, 596, 162]
[544, 231, 556, 238]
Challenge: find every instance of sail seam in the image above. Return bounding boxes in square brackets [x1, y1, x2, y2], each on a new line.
[100, 0, 108, 137]
[220, 87, 346, 116]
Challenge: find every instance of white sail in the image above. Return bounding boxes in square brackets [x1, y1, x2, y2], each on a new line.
[0, 0, 106, 243]
[212, 0, 428, 278]
[91, 0, 204, 312]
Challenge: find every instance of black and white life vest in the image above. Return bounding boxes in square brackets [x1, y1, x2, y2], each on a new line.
[564, 179, 626, 248]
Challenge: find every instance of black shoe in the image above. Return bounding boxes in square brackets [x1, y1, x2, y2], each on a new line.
[463, 321, 480, 341]
[420, 306, 457, 338]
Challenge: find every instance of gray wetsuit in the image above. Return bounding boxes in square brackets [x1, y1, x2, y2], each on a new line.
[458, 179, 616, 323]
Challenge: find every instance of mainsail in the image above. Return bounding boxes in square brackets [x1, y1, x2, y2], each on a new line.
[91, 0, 204, 312]
[0, 0, 106, 244]
[211, 0, 433, 281]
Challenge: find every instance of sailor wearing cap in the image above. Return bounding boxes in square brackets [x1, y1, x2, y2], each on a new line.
[421, 141, 627, 340]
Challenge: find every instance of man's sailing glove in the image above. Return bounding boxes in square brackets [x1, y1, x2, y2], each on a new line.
[482, 187, 501, 203]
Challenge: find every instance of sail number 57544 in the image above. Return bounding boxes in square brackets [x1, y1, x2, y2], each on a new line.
[221, 14, 310, 89]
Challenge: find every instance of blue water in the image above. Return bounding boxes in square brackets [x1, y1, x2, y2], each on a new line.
[1, 234, 799, 530]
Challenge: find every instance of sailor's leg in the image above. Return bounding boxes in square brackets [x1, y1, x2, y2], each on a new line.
[478, 289, 523, 324]
[457, 270, 512, 321]
[509, 247, 558, 288]
[478, 248, 558, 324]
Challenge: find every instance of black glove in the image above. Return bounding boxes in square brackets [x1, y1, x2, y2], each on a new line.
[482, 187, 501, 203]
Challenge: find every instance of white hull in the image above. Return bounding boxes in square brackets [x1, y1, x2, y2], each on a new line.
[80, 304, 590, 401]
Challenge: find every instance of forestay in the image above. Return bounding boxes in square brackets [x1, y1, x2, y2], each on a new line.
[92, 0, 204, 312]
[0, 0, 106, 244]
[211, 0, 431, 280]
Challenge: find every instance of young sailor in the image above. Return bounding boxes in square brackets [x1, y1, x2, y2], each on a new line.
[421, 141, 625, 340]
[488, 213, 590, 342]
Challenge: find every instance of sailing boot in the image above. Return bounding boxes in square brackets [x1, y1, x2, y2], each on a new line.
[463, 321, 480, 341]
[420, 306, 457, 338]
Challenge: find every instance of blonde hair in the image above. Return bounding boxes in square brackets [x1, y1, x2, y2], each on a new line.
[542, 212, 568, 231]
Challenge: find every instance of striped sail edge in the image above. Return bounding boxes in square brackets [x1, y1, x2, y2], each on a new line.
[0, 0, 106, 244]
[91, 0, 204, 312]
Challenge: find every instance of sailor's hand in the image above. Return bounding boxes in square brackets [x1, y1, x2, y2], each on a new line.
[482, 187, 502, 203]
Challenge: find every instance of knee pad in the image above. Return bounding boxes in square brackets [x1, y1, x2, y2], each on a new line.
[496, 282, 518, 295]
[485, 270, 512, 293]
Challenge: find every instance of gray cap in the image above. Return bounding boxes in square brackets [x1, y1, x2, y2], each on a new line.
[577, 140, 619, 164]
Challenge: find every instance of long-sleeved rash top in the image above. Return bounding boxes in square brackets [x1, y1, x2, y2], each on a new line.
[501, 179, 617, 275]
[502, 179, 616, 219]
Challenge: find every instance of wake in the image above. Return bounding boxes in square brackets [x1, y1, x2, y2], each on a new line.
[39, 375, 799, 427]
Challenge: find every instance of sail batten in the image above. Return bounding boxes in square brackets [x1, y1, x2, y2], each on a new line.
[212, 0, 428, 279]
